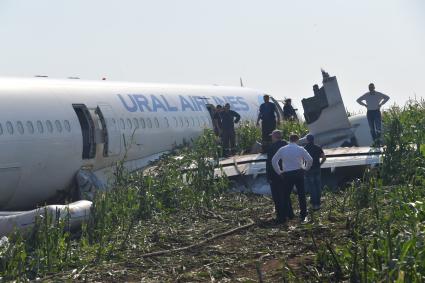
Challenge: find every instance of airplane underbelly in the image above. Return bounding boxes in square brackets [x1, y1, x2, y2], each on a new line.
[1, 139, 82, 210]
[0, 165, 21, 208]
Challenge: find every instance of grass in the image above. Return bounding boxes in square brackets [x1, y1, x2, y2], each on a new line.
[313, 98, 425, 282]
[235, 119, 308, 154]
[0, 101, 423, 282]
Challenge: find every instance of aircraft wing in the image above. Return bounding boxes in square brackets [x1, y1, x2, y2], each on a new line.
[216, 147, 381, 177]
[321, 147, 381, 170]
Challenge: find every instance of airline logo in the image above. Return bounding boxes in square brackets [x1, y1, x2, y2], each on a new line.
[118, 94, 250, 112]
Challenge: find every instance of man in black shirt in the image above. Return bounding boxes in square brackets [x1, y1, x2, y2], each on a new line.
[283, 98, 297, 121]
[257, 95, 280, 152]
[221, 103, 240, 155]
[304, 134, 326, 210]
[266, 130, 293, 223]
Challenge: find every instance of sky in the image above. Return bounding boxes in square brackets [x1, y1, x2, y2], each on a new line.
[0, 0, 424, 112]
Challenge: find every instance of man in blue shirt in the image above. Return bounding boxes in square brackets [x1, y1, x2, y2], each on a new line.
[257, 95, 280, 152]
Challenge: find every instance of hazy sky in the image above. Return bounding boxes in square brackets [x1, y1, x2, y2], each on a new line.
[0, 0, 424, 112]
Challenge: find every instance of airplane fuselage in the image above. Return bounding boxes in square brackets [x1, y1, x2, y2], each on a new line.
[0, 77, 264, 209]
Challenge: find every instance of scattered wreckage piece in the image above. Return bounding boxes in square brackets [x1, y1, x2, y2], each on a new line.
[0, 200, 92, 237]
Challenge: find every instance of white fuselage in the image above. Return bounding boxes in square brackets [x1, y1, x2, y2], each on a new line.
[0, 77, 264, 210]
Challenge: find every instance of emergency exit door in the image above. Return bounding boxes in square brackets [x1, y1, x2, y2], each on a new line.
[95, 104, 122, 157]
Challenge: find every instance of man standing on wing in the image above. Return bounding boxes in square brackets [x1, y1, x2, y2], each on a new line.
[304, 134, 326, 210]
[282, 98, 297, 121]
[266, 130, 294, 224]
[257, 95, 280, 152]
[272, 133, 313, 223]
[221, 103, 241, 156]
[356, 83, 390, 145]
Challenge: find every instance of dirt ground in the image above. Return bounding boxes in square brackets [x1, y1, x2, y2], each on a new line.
[45, 192, 346, 282]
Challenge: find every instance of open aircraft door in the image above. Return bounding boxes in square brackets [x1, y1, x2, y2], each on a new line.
[95, 104, 122, 157]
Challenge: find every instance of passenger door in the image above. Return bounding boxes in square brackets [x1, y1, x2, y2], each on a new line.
[96, 104, 122, 157]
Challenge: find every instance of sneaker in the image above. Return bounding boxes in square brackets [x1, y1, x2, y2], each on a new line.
[300, 216, 309, 224]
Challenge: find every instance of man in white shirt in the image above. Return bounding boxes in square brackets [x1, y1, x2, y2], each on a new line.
[272, 134, 313, 223]
[356, 83, 390, 144]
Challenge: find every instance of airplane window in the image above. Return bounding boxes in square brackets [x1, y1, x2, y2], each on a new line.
[46, 120, 53, 133]
[185, 117, 190, 128]
[6, 121, 13, 134]
[133, 118, 139, 129]
[173, 117, 178, 127]
[126, 118, 132, 130]
[120, 118, 125, 129]
[64, 120, 71, 132]
[163, 117, 169, 128]
[147, 118, 152, 128]
[179, 117, 183, 128]
[37, 120, 44, 133]
[55, 120, 63, 132]
[191, 117, 195, 127]
[154, 117, 159, 128]
[0, 123, 3, 135]
[140, 118, 146, 129]
[26, 121, 34, 134]
[17, 121, 24, 134]
[197, 117, 201, 126]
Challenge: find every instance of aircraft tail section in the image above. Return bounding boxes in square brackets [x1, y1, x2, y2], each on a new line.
[301, 70, 355, 147]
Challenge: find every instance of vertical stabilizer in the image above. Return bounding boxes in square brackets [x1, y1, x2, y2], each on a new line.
[301, 71, 354, 147]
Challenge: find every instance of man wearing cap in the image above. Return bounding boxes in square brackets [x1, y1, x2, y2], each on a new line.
[266, 130, 293, 223]
[272, 133, 313, 223]
[304, 134, 326, 210]
[356, 83, 390, 145]
[257, 95, 280, 152]
[283, 98, 297, 121]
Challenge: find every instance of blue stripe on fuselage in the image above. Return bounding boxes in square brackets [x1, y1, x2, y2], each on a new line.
[117, 94, 250, 112]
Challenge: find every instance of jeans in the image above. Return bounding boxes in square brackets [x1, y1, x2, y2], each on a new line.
[367, 110, 382, 142]
[282, 169, 307, 219]
[305, 168, 322, 207]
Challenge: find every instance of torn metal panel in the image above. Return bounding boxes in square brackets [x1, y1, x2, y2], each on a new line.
[0, 200, 92, 237]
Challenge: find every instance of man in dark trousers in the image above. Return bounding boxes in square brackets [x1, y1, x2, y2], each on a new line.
[221, 103, 240, 156]
[356, 83, 390, 145]
[212, 105, 223, 137]
[283, 98, 297, 121]
[257, 95, 280, 152]
[272, 134, 313, 223]
[266, 130, 293, 223]
[304, 134, 326, 210]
